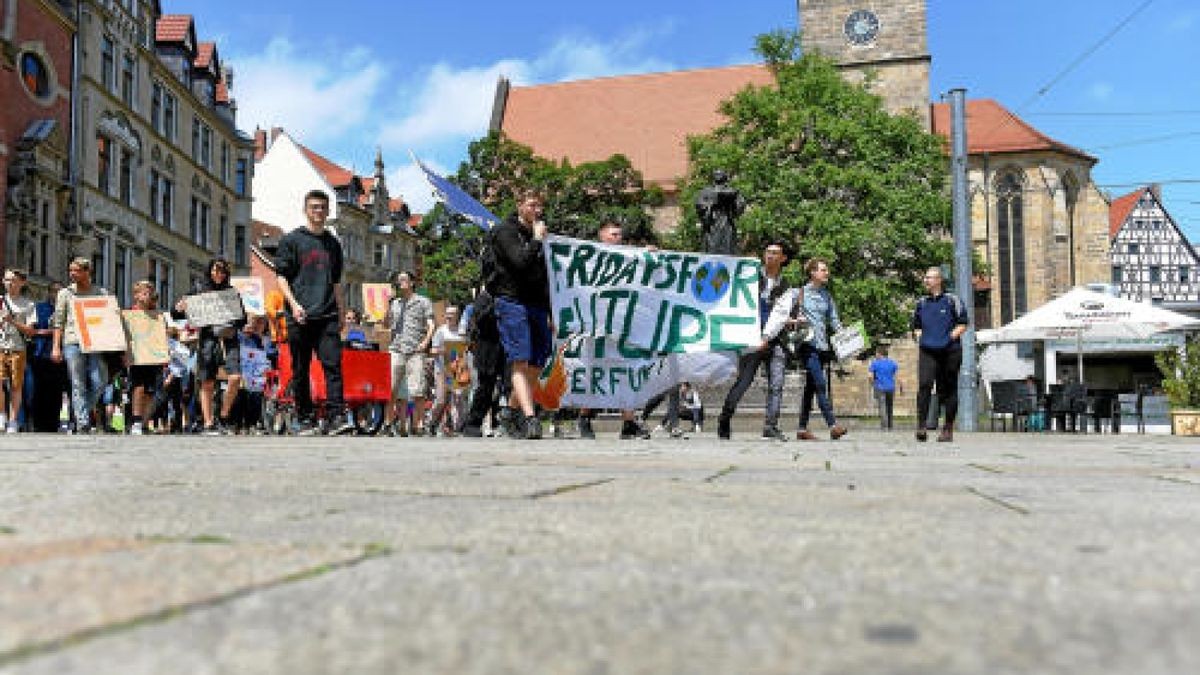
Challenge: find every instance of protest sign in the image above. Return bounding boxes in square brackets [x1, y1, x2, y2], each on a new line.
[440, 338, 470, 391]
[230, 277, 265, 316]
[362, 283, 393, 323]
[73, 296, 126, 353]
[533, 336, 738, 410]
[122, 309, 169, 364]
[240, 346, 270, 392]
[184, 288, 245, 328]
[544, 235, 761, 354]
[831, 321, 869, 361]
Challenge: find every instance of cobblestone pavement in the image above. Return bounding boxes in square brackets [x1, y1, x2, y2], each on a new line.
[1, 429, 1197, 674]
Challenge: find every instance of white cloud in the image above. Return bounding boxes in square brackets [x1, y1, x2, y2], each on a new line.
[1088, 82, 1114, 101]
[232, 38, 386, 145]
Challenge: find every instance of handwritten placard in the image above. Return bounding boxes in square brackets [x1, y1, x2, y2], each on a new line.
[362, 283, 393, 323]
[122, 309, 169, 364]
[73, 296, 126, 353]
[184, 288, 245, 328]
[230, 277, 265, 316]
[240, 346, 270, 393]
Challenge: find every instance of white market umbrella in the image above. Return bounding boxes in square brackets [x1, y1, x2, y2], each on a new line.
[977, 287, 1200, 384]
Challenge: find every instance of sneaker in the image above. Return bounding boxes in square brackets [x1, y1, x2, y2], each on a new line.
[330, 417, 357, 436]
[578, 416, 596, 439]
[830, 425, 848, 441]
[5, 422, 18, 434]
[915, 430, 928, 442]
[717, 416, 731, 440]
[202, 425, 222, 436]
[524, 415, 543, 440]
[294, 420, 320, 436]
[796, 430, 818, 441]
[937, 427, 954, 443]
[761, 427, 788, 442]
[129, 422, 144, 436]
[619, 421, 650, 440]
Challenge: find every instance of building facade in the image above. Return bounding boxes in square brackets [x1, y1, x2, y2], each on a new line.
[73, 2, 254, 306]
[1, 0, 75, 280]
[251, 128, 418, 312]
[1109, 186, 1200, 310]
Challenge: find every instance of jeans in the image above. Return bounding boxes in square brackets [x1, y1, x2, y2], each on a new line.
[63, 344, 107, 430]
[797, 345, 837, 430]
[720, 344, 787, 429]
[287, 317, 344, 422]
[643, 387, 682, 429]
[917, 345, 962, 428]
[875, 389, 895, 429]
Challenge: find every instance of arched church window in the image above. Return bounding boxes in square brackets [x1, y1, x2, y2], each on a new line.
[20, 52, 50, 99]
[996, 171, 1027, 324]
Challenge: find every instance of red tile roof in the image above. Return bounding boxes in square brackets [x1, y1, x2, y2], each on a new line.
[930, 99, 1094, 161]
[298, 144, 354, 187]
[215, 78, 230, 104]
[1109, 188, 1143, 239]
[194, 42, 217, 70]
[500, 64, 775, 191]
[155, 15, 193, 44]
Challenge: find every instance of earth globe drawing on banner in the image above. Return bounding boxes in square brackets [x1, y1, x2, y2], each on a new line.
[692, 260, 732, 304]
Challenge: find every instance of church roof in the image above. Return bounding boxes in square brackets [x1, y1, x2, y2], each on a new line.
[498, 64, 775, 191]
[1108, 188, 1143, 239]
[930, 99, 1095, 162]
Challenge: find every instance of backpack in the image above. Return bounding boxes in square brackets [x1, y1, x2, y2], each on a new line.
[478, 228, 500, 295]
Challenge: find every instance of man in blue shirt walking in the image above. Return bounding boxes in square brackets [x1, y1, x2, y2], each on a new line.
[868, 345, 901, 430]
[911, 267, 969, 442]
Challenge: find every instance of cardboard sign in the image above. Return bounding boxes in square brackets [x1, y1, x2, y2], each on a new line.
[831, 321, 869, 361]
[240, 346, 270, 393]
[73, 296, 126, 353]
[122, 309, 169, 365]
[362, 283, 393, 323]
[230, 277, 265, 316]
[184, 288, 245, 328]
[441, 338, 470, 391]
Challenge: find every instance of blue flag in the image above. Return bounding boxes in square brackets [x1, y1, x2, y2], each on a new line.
[414, 157, 500, 230]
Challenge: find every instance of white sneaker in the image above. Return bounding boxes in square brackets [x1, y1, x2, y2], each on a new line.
[130, 422, 144, 435]
[5, 422, 17, 434]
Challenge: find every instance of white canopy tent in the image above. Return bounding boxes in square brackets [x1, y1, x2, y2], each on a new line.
[978, 287, 1200, 384]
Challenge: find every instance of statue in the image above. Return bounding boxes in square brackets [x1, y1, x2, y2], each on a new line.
[695, 169, 745, 255]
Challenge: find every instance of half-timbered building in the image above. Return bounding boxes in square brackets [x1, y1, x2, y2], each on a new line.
[1109, 186, 1200, 310]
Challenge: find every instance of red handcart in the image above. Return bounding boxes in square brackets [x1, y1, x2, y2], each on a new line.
[262, 344, 391, 434]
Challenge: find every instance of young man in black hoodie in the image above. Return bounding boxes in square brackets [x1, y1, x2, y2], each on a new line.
[489, 190, 551, 439]
[274, 190, 354, 436]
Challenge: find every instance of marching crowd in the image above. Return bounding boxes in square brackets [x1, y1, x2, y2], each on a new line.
[0, 189, 968, 441]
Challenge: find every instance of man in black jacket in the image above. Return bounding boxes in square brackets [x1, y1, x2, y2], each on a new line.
[489, 190, 551, 439]
[274, 190, 354, 436]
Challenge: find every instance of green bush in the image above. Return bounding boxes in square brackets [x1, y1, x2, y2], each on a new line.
[1156, 337, 1200, 409]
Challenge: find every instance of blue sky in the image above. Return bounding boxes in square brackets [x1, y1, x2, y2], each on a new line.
[169, 0, 1200, 239]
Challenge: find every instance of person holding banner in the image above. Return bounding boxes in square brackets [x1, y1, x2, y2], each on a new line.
[51, 258, 113, 433]
[1, 269, 37, 433]
[274, 189, 354, 436]
[174, 258, 245, 435]
[126, 280, 168, 435]
[911, 266, 968, 443]
[716, 241, 796, 441]
[490, 190, 551, 440]
[794, 259, 848, 441]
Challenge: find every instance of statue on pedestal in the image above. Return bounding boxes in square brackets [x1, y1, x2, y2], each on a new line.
[695, 169, 745, 256]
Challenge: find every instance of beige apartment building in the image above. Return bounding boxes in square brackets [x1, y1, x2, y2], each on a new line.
[73, 0, 253, 305]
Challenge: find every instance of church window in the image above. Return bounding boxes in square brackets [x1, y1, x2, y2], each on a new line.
[20, 53, 50, 99]
[996, 172, 1027, 323]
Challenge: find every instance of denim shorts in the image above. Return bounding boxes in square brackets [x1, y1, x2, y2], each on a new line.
[494, 297, 551, 368]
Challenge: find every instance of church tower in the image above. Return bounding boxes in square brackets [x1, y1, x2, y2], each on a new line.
[798, 1, 931, 125]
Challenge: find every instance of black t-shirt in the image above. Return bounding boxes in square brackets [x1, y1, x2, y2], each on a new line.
[274, 227, 344, 320]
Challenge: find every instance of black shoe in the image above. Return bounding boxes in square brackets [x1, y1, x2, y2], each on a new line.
[578, 416, 596, 439]
[620, 421, 650, 439]
[915, 429, 928, 442]
[761, 426, 788, 442]
[717, 416, 731, 440]
[524, 415, 543, 440]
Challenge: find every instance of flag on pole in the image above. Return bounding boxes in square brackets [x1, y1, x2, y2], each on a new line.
[413, 156, 500, 230]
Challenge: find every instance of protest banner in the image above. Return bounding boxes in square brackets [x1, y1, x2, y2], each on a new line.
[230, 277, 265, 316]
[362, 283, 393, 323]
[240, 346, 270, 392]
[183, 288, 245, 328]
[73, 296, 126, 353]
[122, 309, 169, 365]
[544, 235, 761, 354]
[533, 336, 737, 410]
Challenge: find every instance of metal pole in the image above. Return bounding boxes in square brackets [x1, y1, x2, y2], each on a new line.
[949, 89, 978, 432]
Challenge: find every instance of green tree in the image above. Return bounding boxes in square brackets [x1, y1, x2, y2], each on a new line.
[675, 30, 954, 339]
[418, 132, 663, 301]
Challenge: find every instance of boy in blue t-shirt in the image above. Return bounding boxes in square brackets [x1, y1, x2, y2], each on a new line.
[868, 345, 901, 430]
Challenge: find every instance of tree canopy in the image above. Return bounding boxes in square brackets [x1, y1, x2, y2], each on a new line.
[675, 30, 954, 339]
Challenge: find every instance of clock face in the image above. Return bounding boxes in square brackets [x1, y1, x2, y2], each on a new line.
[844, 9, 880, 46]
